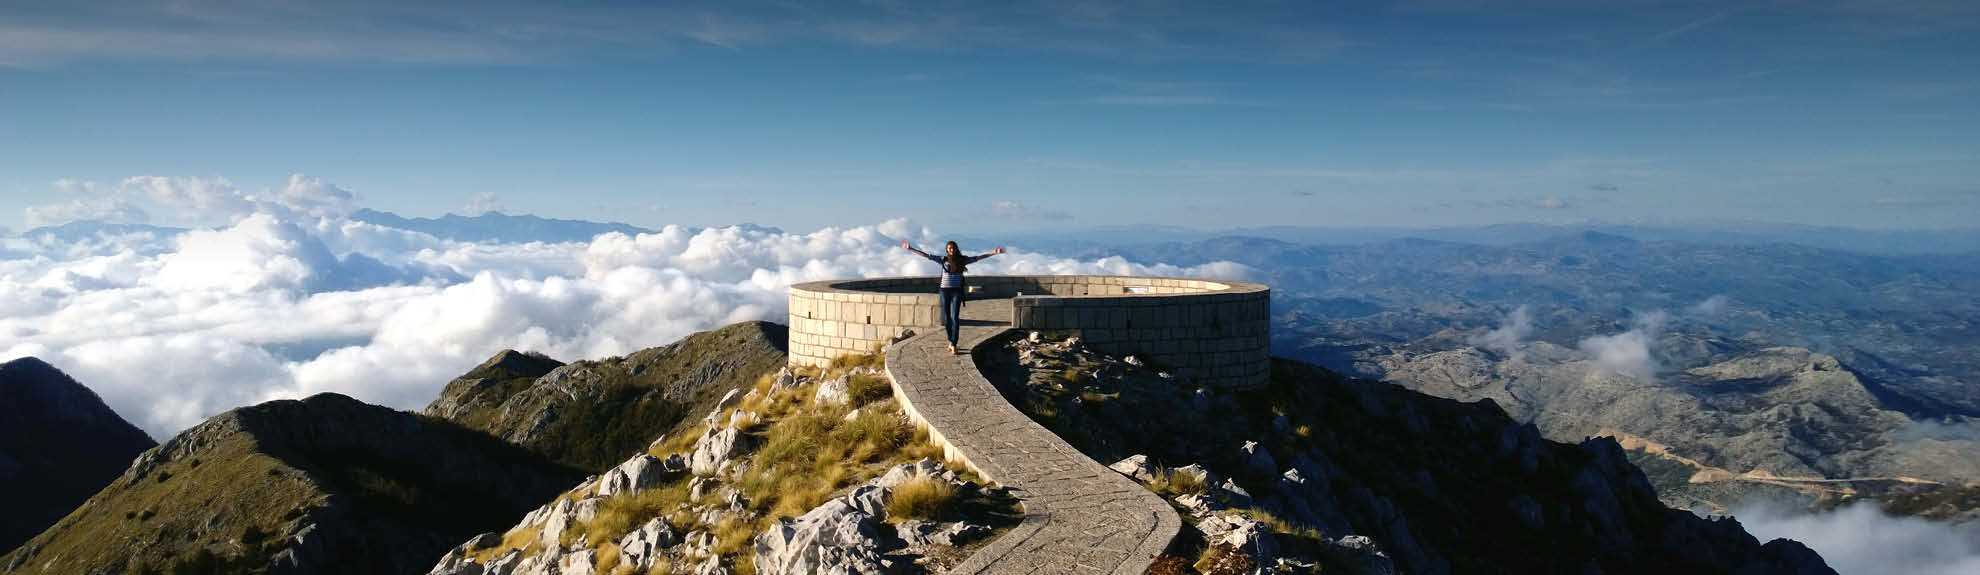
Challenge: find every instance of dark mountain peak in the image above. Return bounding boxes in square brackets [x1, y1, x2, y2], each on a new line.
[1, 359, 156, 555]
[8, 392, 582, 574]
[427, 320, 789, 470]
[467, 349, 564, 381]
[0, 356, 148, 440]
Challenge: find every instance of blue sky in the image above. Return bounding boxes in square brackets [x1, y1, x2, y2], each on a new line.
[2, 0, 1976, 232]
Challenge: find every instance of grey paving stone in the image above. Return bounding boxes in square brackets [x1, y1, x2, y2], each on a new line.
[884, 297, 1181, 575]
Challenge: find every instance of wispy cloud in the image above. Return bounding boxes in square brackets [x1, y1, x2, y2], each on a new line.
[988, 200, 1072, 222]
[1648, 10, 1734, 44]
[0, 1, 1349, 67]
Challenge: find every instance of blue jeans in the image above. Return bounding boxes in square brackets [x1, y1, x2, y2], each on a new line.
[939, 287, 964, 345]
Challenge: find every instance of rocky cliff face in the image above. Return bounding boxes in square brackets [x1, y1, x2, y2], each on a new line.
[1376, 342, 1980, 519]
[1, 393, 584, 575]
[426, 321, 789, 472]
[983, 335, 1835, 574]
[0, 358, 156, 555]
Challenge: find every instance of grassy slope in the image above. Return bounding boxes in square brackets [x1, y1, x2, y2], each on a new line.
[3, 394, 584, 575]
[470, 353, 1018, 575]
[430, 321, 791, 472]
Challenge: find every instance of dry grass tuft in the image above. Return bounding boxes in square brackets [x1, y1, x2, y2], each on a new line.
[1194, 543, 1257, 575]
[470, 526, 544, 562]
[886, 475, 959, 522]
[586, 482, 693, 544]
[1149, 468, 1207, 497]
[828, 352, 885, 373]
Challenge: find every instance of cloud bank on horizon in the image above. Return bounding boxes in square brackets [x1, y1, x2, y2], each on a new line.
[1, 174, 1251, 438]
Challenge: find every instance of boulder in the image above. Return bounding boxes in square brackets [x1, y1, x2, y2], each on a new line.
[752, 498, 891, 575]
[814, 376, 852, 406]
[559, 549, 599, 575]
[875, 458, 948, 489]
[896, 520, 992, 548]
[1109, 454, 1157, 483]
[1172, 463, 1219, 487]
[617, 518, 679, 570]
[770, 367, 797, 392]
[690, 426, 745, 476]
[1321, 535, 1397, 575]
[703, 389, 745, 424]
[596, 454, 685, 497]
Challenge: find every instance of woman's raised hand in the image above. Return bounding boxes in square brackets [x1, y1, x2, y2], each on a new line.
[900, 239, 911, 250]
[994, 246, 1007, 255]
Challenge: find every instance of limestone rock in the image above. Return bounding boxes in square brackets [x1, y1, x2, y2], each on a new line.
[1109, 454, 1157, 483]
[617, 517, 678, 570]
[896, 520, 991, 548]
[596, 454, 685, 497]
[770, 367, 797, 392]
[752, 498, 891, 575]
[1321, 535, 1398, 575]
[814, 376, 852, 406]
[690, 426, 745, 476]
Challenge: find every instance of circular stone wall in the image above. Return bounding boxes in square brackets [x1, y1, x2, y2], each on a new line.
[788, 275, 1271, 389]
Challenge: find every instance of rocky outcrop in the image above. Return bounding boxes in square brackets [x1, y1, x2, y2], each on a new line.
[1, 393, 583, 575]
[425, 321, 789, 471]
[753, 459, 984, 575]
[986, 336, 1836, 574]
[1379, 342, 1980, 516]
[427, 363, 1010, 575]
[0, 358, 156, 555]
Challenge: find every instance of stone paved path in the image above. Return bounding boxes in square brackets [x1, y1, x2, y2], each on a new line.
[885, 297, 1180, 575]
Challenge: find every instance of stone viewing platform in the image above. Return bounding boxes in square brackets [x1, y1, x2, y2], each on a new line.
[787, 274, 1270, 574]
[788, 275, 1271, 389]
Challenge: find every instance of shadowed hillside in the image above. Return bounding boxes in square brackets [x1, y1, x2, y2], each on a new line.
[1, 393, 584, 575]
[0, 358, 157, 555]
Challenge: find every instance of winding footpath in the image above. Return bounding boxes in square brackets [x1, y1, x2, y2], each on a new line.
[884, 298, 1181, 575]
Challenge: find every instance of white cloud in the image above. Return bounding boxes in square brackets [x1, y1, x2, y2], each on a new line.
[22, 178, 151, 227]
[1690, 294, 1729, 316]
[0, 183, 1247, 438]
[988, 200, 1072, 222]
[1470, 304, 1533, 358]
[465, 192, 505, 215]
[1577, 310, 1667, 380]
[1733, 502, 1980, 575]
[124, 174, 357, 224]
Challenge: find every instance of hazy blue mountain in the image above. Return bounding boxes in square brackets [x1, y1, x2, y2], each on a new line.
[16, 221, 187, 244]
[350, 209, 654, 244]
[1010, 223, 1980, 256]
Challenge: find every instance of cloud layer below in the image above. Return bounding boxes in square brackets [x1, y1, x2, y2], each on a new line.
[4, 175, 1249, 438]
[1734, 502, 1980, 575]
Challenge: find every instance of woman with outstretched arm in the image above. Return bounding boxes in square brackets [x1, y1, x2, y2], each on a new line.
[901, 239, 1006, 354]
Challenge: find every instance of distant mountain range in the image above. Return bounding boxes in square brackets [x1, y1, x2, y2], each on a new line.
[348, 209, 655, 244]
[967, 222, 1980, 257]
[1074, 233, 1980, 521]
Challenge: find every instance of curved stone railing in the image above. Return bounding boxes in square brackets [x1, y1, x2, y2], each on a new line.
[790, 275, 1270, 389]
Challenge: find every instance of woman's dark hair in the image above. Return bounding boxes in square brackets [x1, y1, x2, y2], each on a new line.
[942, 241, 966, 272]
